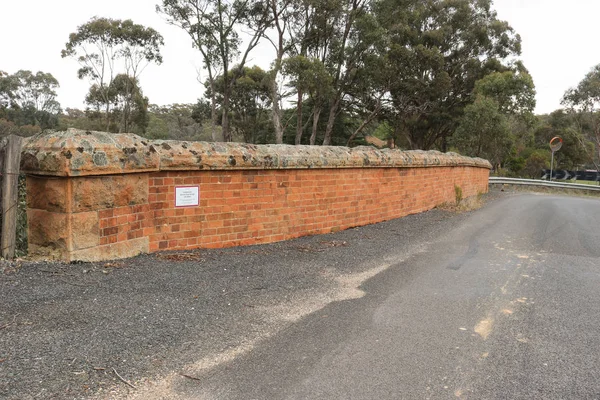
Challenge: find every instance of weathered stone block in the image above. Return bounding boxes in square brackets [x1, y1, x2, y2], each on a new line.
[27, 209, 70, 251]
[71, 211, 99, 250]
[113, 174, 148, 206]
[70, 237, 149, 262]
[27, 243, 68, 261]
[72, 177, 115, 212]
[26, 176, 69, 213]
[71, 174, 149, 212]
[21, 129, 160, 177]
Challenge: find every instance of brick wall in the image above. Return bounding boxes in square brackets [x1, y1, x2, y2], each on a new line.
[141, 167, 487, 253]
[22, 130, 491, 262]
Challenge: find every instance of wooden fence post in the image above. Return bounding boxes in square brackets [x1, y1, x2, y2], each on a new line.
[1, 135, 23, 259]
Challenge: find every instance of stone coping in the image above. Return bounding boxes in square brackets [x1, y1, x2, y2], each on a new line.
[20, 129, 492, 177]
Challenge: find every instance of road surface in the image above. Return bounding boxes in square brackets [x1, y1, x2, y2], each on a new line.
[2, 192, 600, 400]
[180, 193, 600, 399]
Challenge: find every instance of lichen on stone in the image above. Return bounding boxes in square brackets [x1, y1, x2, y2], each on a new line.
[20, 130, 492, 177]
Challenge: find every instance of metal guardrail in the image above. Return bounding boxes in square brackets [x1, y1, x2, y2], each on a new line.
[489, 177, 600, 192]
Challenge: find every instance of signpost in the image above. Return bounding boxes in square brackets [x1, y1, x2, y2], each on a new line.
[549, 136, 563, 181]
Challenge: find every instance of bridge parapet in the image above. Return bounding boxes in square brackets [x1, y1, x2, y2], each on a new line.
[23, 130, 491, 262]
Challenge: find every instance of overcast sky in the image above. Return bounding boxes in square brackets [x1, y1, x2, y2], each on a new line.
[2, 0, 599, 115]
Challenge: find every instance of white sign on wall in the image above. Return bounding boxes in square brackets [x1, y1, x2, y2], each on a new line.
[175, 186, 199, 207]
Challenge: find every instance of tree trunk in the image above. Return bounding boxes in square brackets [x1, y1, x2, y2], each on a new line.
[295, 89, 304, 145]
[271, 74, 284, 144]
[105, 102, 111, 132]
[209, 80, 219, 142]
[221, 92, 231, 142]
[310, 106, 322, 145]
[322, 96, 341, 146]
[346, 100, 382, 147]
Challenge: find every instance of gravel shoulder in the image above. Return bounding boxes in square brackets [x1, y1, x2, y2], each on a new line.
[0, 191, 506, 400]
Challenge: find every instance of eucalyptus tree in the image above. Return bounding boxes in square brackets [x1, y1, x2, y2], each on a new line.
[375, 0, 523, 150]
[343, 9, 390, 146]
[451, 66, 536, 167]
[318, 0, 374, 145]
[280, 0, 377, 145]
[0, 71, 17, 112]
[204, 65, 273, 143]
[0, 70, 61, 129]
[280, 0, 330, 145]
[263, 0, 303, 143]
[562, 64, 600, 167]
[534, 110, 595, 171]
[61, 17, 163, 132]
[86, 74, 149, 134]
[282, 55, 332, 144]
[158, 0, 272, 142]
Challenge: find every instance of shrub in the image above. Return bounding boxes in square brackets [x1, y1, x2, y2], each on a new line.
[454, 185, 463, 206]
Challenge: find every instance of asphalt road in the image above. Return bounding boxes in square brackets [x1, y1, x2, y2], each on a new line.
[2, 191, 600, 399]
[180, 192, 600, 400]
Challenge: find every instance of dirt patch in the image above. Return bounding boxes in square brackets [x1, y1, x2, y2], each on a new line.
[436, 194, 485, 213]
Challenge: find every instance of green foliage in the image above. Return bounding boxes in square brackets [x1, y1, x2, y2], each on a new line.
[451, 96, 511, 167]
[535, 110, 595, 170]
[203, 65, 274, 143]
[16, 175, 27, 257]
[473, 66, 536, 115]
[62, 17, 163, 132]
[158, 0, 271, 142]
[376, 0, 523, 150]
[0, 70, 61, 131]
[145, 103, 213, 141]
[0, 119, 41, 137]
[454, 185, 463, 206]
[61, 17, 164, 79]
[522, 149, 549, 179]
[450, 65, 537, 172]
[85, 74, 149, 133]
[562, 64, 600, 168]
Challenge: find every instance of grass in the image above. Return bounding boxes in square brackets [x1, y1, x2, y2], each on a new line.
[560, 180, 600, 186]
[437, 192, 485, 213]
[493, 183, 600, 198]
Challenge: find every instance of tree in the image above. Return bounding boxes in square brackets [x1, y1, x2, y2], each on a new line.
[110, 74, 149, 133]
[146, 103, 211, 141]
[451, 96, 511, 168]
[61, 17, 164, 132]
[319, 0, 374, 145]
[522, 149, 549, 179]
[0, 70, 61, 129]
[376, 0, 523, 150]
[472, 65, 536, 116]
[204, 65, 273, 143]
[58, 107, 106, 132]
[158, 0, 272, 142]
[282, 55, 332, 144]
[343, 11, 391, 146]
[0, 71, 17, 112]
[264, 0, 301, 144]
[451, 67, 536, 169]
[276, 0, 383, 146]
[562, 64, 600, 168]
[535, 110, 595, 170]
[85, 74, 149, 133]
